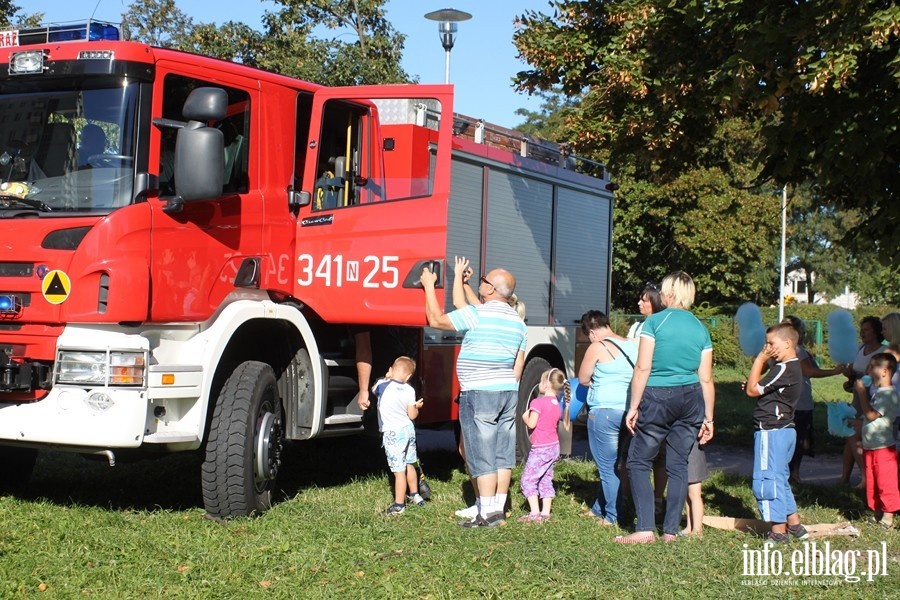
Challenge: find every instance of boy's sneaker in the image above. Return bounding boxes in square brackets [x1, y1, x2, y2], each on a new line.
[787, 524, 809, 540]
[407, 494, 425, 507]
[766, 531, 789, 544]
[385, 502, 405, 516]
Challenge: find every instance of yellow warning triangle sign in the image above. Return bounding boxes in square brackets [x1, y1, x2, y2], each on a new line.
[42, 270, 71, 304]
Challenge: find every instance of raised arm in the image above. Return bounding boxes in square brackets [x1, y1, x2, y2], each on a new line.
[452, 256, 479, 309]
[745, 348, 774, 398]
[420, 266, 455, 331]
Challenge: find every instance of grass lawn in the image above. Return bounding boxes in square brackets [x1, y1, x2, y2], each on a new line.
[1, 367, 897, 598]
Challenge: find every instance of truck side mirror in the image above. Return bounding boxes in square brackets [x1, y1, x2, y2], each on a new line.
[183, 87, 227, 122]
[173, 126, 224, 202]
[164, 87, 228, 212]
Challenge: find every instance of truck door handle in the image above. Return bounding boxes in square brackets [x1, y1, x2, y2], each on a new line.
[404, 259, 443, 288]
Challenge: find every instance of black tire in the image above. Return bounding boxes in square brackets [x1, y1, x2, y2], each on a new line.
[0, 446, 37, 490]
[516, 357, 551, 463]
[202, 361, 284, 518]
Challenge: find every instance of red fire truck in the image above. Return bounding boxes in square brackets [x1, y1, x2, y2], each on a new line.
[0, 20, 614, 517]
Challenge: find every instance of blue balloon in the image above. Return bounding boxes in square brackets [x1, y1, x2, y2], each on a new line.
[827, 309, 858, 364]
[735, 302, 766, 356]
[735, 302, 762, 329]
[565, 377, 589, 421]
[827, 402, 856, 438]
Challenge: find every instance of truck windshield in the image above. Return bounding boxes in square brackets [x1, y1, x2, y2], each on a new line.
[0, 80, 137, 213]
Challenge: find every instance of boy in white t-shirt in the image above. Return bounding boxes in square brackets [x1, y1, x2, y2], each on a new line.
[374, 356, 425, 515]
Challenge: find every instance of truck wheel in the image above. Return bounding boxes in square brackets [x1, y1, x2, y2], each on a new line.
[202, 361, 283, 518]
[516, 357, 551, 463]
[0, 446, 37, 489]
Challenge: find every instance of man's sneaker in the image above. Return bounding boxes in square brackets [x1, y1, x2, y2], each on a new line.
[484, 511, 507, 526]
[766, 531, 789, 544]
[459, 511, 506, 529]
[385, 502, 405, 516]
[787, 524, 809, 540]
[407, 493, 425, 507]
[454, 504, 478, 519]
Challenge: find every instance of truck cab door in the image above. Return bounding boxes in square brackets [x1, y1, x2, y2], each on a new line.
[293, 85, 454, 326]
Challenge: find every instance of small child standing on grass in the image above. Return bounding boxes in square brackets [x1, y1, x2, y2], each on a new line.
[682, 440, 708, 537]
[745, 322, 809, 543]
[518, 368, 570, 523]
[855, 352, 900, 529]
[374, 356, 425, 516]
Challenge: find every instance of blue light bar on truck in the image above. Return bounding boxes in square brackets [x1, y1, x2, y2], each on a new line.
[15, 20, 119, 46]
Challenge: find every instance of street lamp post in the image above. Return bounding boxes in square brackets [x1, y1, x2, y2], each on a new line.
[778, 186, 787, 322]
[424, 8, 473, 84]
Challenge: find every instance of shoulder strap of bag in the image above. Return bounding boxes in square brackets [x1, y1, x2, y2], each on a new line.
[601, 338, 635, 369]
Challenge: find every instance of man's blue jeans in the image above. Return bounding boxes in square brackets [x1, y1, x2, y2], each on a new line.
[587, 408, 626, 524]
[458, 389, 517, 479]
[626, 384, 704, 534]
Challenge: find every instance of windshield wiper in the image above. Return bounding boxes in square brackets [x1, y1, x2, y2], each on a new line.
[0, 195, 52, 212]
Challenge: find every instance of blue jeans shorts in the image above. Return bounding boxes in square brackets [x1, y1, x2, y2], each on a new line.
[458, 389, 517, 479]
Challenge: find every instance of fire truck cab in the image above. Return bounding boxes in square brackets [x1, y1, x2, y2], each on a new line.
[0, 20, 614, 517]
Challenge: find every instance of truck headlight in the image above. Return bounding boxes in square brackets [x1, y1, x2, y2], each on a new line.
[109, 352, 145, 385]
[55, 350, 146, 386]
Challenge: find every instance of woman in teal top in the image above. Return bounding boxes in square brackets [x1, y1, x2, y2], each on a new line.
[616, 271, 715, 544]
[578, 311, 638, 526]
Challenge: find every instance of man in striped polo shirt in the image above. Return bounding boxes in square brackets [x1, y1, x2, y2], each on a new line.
[421, 265, 527, 528]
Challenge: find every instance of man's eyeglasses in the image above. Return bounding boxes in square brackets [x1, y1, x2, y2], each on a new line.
[480, 276, 495, 289]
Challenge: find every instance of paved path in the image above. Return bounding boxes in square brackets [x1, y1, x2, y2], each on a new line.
[416, 427, 857, 487]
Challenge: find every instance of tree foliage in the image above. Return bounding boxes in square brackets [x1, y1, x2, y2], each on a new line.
[184, 22, 265, 66]
[121, 0, 194, 48]
[119, 0, 408, 87]
[513, 89, 578, 140]
[513, 0, 900, 253]
[1, 0, 42, 27]
[258, 0, 411, 85]
[609, 119, 782, 308]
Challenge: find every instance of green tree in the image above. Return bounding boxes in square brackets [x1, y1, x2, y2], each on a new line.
[783, 186, 854, 304]
[184, 21, 264, 66]
[121, 0, 193, 48]
[512, 89, 577, 141]
[259, 0, 411, 85]
[1, 0, 41, 27]
[611, 162, 781, 309]
[513, 84, 784, 306]
[513, 0, 900, 252]
[0, 1, 21, 26]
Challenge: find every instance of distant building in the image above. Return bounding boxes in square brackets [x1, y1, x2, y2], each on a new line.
[782, 268, 858, 310]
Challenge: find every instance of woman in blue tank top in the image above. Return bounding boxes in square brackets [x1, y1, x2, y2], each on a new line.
[578, 311, 638, 526]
